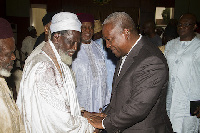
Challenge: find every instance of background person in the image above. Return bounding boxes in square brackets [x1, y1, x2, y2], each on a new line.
[93, 19, 117, 110]
[72, 13, 110, 113]
[33, 12, 55, 50]
[21, 26, 37, 62]
[0, 18, 25, 133]
[142, 20, 162, 46]
[165, 13, 200, 133]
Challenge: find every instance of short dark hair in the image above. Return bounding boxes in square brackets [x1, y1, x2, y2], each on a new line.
[103, 12, 136, 34]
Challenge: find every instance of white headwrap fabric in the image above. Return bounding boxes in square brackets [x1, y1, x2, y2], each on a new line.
[50, 12, 82, 33]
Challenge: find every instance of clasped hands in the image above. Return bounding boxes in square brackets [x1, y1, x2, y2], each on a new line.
[81, 110, 107, 129]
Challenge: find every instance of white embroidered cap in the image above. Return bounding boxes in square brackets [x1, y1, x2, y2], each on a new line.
[50, 12, 82, 33]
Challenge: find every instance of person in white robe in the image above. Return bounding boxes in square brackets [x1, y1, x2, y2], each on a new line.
[93, 20, 117, 111]
[165, 13, 200, 133]
[17, 12, 94, 133]
[0, 18, 25, 133]
[72, 13, 110, 113]
[21, 26, 37, 62]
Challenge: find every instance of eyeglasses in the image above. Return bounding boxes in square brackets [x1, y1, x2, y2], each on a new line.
[177, 23, 195, 28]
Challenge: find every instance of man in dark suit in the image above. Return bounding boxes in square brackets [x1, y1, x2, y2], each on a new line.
[82, 12, 173, 133]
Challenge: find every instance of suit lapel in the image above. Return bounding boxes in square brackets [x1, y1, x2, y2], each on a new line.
[112, 58, 121, 86]
[112, 37, 145, 91]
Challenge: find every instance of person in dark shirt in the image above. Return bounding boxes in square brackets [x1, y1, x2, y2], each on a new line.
[33, 12, 55, 49]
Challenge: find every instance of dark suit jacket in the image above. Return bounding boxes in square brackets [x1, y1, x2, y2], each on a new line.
[103, 36, 173, 133]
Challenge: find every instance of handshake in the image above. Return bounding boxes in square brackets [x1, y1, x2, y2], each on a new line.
[81, 110, 107, 130]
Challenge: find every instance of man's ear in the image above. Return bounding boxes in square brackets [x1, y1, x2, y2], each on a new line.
[53, 33, 61, 43]
[44, 25, 49, 34]
[194, 24, 198, 31]
[123, 29, 130, 40]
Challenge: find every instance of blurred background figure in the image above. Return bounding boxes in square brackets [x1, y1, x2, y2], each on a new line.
[142, 20, 162, 46]
[159, 20, 179, 53]
[156, 27, 164, 38]
[165, 13, 200, 133]
[93, 19, 118, 111]
[93, 19, 103, 43]
[195, 21, 200, 38]
[33, 12, 55, 50]
[21, 26, 37, 62]
[72, 13, 110, 113]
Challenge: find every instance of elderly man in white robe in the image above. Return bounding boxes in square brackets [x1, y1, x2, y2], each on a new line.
[0, 18, 25, 133]
[17, 12, 94, 133]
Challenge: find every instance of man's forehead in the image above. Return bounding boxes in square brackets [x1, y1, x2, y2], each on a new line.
[0, 38, 15, 50]
[81, 22, 93, 26]
[180, 15, 196, 23]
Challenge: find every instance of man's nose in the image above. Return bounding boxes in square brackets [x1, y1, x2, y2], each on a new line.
[72, 42, 77, 51]
[106, 41, 111, 48]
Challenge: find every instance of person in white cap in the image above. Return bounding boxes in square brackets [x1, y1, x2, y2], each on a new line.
[16, 12, 94, 133]
[0, 17, 25, 133]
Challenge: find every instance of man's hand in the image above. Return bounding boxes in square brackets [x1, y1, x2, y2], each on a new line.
[81, 110, 107, 129]
[87, 115, 105, 129]
[82, 111, 106, 118]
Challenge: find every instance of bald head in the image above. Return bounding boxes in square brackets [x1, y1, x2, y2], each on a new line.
[179, 13, 197, 24]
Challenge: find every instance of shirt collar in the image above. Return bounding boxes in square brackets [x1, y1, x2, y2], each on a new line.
[122, 34, 142, 58]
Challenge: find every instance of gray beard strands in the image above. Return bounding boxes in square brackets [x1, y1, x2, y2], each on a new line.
[48, 30, 51, 40]
[58, 49, 73, 66]
[0, 68, 11, 77]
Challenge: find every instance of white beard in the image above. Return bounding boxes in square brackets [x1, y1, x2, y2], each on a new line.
[0, 68, 11, 77]
[58, 50, 72, 66]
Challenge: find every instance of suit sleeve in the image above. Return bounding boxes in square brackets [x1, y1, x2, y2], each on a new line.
[103, 56, 168, 132]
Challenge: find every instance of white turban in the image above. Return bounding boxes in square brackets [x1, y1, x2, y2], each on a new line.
[50, 12, 81, 33]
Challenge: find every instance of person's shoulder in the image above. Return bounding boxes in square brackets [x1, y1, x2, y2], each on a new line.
[24, 36, 32, 40]
[166, 37, 179, 46]
[22, 36, 31, 43]
[25, 52, 51, 68]
[194, 36, 200, 43]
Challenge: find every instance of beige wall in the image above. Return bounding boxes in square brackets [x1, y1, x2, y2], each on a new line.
[31, 5, 47, 36]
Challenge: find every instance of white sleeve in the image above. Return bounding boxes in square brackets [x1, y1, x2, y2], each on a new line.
[18, 61, 94, 133]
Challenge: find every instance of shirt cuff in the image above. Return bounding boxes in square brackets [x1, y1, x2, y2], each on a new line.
[102, 118, 105, 129]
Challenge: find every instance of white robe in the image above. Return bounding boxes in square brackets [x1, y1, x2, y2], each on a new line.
[0, 77, 25, 133]
[94, 38, 116, 109]
[165, 37, 200, 133]
[17, 40, 94, 133]
[21, 36, 37, 62]
[72, 40, 109, 113]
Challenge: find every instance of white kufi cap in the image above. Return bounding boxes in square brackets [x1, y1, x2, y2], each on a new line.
[50, 12, 81, 33]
